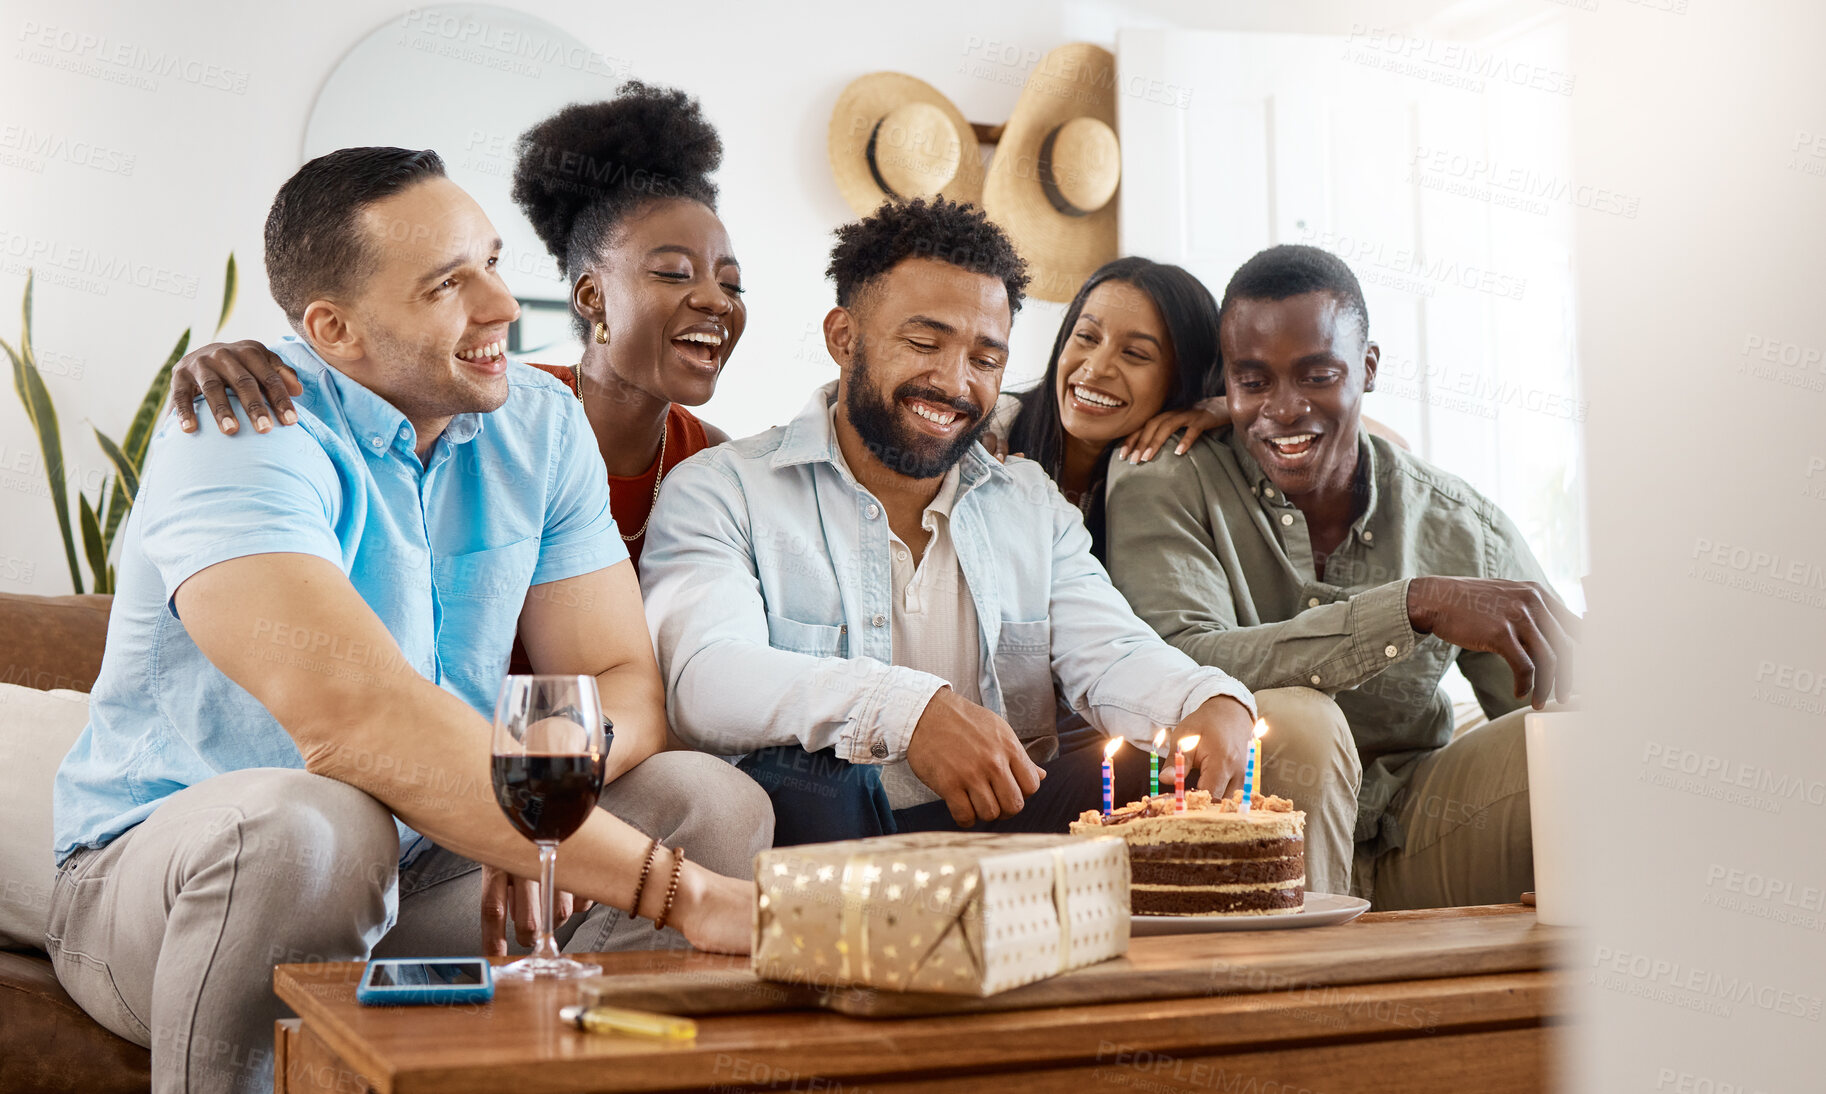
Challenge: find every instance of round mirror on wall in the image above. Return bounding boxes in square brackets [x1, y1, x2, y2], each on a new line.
[304, 4, 626, 358]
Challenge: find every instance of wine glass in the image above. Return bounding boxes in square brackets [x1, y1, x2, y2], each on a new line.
[490, 674, 609, 981]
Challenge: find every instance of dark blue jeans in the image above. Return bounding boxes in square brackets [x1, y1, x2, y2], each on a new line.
[737, 731, 1147, 846]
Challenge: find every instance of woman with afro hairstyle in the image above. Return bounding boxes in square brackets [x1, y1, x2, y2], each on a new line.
[511, 82, 743, 565]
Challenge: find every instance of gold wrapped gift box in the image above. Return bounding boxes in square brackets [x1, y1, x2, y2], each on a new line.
[752, 832, 1130, 996]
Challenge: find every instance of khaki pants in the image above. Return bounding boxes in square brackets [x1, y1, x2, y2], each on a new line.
[1251, 687, 1360, 896]
[45, 752, 773, 1094]
[1252, 694, 1536, 908]
[1361, 705, 1534, 910]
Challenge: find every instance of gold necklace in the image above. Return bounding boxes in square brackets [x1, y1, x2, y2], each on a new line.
[621, 421, 667, 543]
[574, 364, 669, 544]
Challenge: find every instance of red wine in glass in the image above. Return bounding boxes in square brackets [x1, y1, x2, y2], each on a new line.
[489, 675, 609, 981]
[491, 754, 604, 843]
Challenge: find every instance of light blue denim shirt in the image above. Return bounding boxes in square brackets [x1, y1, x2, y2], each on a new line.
[53, 337, 625, 865]
[639, 382, 1254, 766]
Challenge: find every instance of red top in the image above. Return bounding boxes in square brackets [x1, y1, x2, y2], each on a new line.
[507, 362, 715, 674]
[606, 403, 711, 566]
[523, 361, 714, 568]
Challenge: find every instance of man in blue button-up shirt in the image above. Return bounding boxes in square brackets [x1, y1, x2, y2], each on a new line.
[47, 148, 766, 1094]
[642, 198, 1261, 844]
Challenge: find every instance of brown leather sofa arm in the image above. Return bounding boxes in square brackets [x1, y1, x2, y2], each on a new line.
[0, 593, 112, 694]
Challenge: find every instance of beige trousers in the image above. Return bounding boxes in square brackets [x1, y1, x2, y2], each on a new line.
[45, 751, 773, 1094]
[1251, 687, 1361, 896]
[1251, 692, 1536, 908]
[1360, 704, 1534, 910]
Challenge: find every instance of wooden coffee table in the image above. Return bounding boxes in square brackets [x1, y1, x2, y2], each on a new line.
[274, 904, 1565, 1094]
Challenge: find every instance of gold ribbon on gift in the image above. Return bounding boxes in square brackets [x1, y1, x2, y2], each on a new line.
[838, 853, 873, 986]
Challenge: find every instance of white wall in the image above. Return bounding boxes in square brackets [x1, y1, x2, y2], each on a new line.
[1569, 2, 1826, 1091]
[0, 0, 1466, 596]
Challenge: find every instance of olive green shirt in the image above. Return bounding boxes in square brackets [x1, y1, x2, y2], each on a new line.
[1104, 426, 1548, 855]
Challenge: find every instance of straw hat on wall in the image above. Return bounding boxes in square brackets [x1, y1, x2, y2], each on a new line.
[828, 72, 985, 215]
[981, 43, 1121, 303]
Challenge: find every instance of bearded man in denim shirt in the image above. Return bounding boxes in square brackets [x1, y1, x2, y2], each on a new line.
[641, 199, 1348, 846]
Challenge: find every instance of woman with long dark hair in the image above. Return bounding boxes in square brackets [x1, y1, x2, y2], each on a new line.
[995, 256, 1219, 558]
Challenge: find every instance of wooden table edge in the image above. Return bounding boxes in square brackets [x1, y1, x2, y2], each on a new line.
[272, 904, 1564, 1094]
[277, 968, 1570, 1094]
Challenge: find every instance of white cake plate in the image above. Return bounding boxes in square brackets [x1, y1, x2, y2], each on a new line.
[1130, 892, 1370, 934]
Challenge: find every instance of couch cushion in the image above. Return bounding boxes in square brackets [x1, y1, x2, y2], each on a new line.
[0, 949, 150, 1093]
[0, 685, 90, 950]
[0, 592, 112, 694]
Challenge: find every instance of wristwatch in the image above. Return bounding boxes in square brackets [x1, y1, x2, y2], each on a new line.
[546, 705, 616, 743]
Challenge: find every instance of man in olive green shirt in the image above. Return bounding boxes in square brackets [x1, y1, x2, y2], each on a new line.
[1106, 245, 1579, 908]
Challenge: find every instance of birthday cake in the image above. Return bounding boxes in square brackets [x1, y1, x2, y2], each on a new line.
[1069, 790, 1306, 916]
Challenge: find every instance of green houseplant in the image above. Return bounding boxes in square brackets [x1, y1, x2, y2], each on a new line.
[2, 256, 238, 594]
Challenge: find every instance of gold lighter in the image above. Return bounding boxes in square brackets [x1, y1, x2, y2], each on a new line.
[558, 1004, 697, 1041]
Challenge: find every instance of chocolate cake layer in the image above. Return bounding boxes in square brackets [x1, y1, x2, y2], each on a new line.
[1131, 885, 1304, 916]
[1127, 837, 1304, 862]
[1130, 856, 1305, 886]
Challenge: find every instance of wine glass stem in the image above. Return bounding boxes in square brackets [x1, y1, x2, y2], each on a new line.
[533, 840, 561, 963]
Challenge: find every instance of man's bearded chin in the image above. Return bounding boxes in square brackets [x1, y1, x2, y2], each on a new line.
[845, 340, 988, 480]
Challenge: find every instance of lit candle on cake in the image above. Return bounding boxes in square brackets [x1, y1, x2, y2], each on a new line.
[1149, 728, 1166, 798]
[1101, 737, 1123, 815]
[1175, 735, 1199, 812]
[1239, 719, 1268, 814]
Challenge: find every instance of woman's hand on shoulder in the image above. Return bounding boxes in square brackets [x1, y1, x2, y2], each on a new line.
[170, 340, 301, 435]
[1117, 403, 1228, 465]
[981, 431, 1009, 463]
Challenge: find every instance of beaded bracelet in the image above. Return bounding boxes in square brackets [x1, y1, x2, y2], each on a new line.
[652, 847, 686, 932]
[628, 837, 661, 921]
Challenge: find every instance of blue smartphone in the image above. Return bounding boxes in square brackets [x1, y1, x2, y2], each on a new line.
[356, 958, 495, 1006]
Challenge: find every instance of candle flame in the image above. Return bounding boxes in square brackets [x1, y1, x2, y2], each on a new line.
[1178, 734, 1200, 752]
[1151, 728, 1167, 748]
[1253, 718, 1269, 740]
[1103, 737, 1124, 759]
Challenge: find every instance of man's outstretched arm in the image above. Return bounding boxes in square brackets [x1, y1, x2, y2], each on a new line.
[174, 551, 752, 953]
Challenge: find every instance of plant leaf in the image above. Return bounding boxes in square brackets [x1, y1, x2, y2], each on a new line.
[94, 428, 139, 500]
[214, 253, 237, 337]
[2, 334, 34, 434]
[125, 327, 190, 469]
[3, 328, 80, 593]
[79, 493, 109, 594]
[19, 270, 34, 370]
[5, 274, 37, 433]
